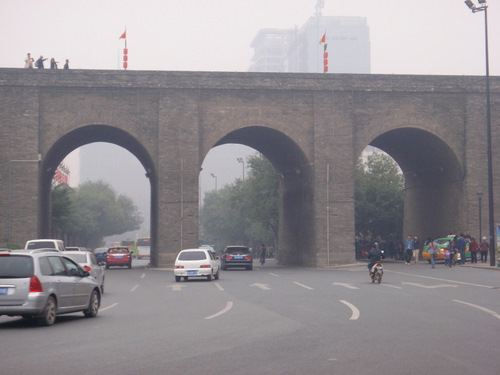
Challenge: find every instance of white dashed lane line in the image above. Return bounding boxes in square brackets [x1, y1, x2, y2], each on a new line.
[293, 281, 314, 290]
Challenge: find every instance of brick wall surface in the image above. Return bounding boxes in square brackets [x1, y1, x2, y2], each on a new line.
[0, 69, 498, 266]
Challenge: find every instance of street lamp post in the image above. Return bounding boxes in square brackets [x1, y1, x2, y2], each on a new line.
[465, 0, 495, 266]
[477, 192, 483, 241]
[236, 157, 245, 181]
[210, 173, 217, 192]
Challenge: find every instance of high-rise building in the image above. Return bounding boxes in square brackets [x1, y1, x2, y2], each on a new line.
[250, 15, 371, 74]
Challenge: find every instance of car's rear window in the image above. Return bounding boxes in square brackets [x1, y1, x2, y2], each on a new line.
[225, 247, 250, 255]
[178, 251, 207, 261]
[108, 248, 129, 253]
[64, 254, 87, 263]
[26, 241, 56, 250]
[0, 255, 34, 278]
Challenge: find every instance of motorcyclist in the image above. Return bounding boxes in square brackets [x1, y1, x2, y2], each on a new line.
[367, 243, 384, 276]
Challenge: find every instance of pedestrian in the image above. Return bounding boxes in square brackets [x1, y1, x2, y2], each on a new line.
[413, 236, 420, 264]
[259, 244, 266, 265]
[24, 53, 34, 68]
[469, 237, 479, 264]
[444, 248, 451, 267]
[427, 237, 438, 268]
[480, 237, 489, 263]
[35, 55, 47, 69]
[404, 234, 414, 264]
[448, 236, 457, 267]
[63, 59, 69, 69]
[457, 233, 466, 265]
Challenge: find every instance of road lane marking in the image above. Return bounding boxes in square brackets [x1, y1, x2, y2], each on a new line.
[167, 284, 186, 291]
[130, 284, 139, 292]
[332, 282, 359, 290]
[100, 303, 119, 312]
[387, 270, 494, 289]
[402, 282, 458, 289]
[250, 283, 271, 290]
[205, 301, 233, 320]
[140, 273, 146, 279]
[453, 299, 500, 320]
[382, 284, 402, 289]
[293, 281, 314, 290]
[339, 300, 360, 320]
[214, 282, 224, 291]
[269, 273, 280, 277]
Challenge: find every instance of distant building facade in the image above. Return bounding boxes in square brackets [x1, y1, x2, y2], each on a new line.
[250, 15, 370, 74]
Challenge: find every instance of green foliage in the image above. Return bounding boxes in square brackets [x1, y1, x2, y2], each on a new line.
[51, 180, 143, 248]
[200, 154, 278, 250]
[203, 150, 404, 252]
[355, 153, 404, 239]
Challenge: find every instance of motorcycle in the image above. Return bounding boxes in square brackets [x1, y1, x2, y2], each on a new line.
[370, 261, 383, 284]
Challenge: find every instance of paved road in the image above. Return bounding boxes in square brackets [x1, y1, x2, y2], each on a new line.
[1, 259, 499, 375]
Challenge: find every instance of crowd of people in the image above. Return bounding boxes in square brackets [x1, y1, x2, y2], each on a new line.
[356, 231, 489, 268]
[24, 53, 69, 70]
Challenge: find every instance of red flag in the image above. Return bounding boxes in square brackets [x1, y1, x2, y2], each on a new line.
[319, 32, 326, 45]
[119, 29, 127, 39]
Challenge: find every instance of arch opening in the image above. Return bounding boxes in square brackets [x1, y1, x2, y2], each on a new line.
[358, 127, 464, 256]
[206, 126, 315, 266]
[40, 125, 158, 265]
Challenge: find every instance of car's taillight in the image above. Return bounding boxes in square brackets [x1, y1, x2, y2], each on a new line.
[29, 276, 43, 293]
[175, 265, 184, 269]
[244, 255, 252, 260]
[225, 255, 232, 260]
[200, 265, 211, 268]
[83, 265, 91, 272]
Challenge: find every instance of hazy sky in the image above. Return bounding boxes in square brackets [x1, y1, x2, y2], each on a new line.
[1, 0, 499, 75]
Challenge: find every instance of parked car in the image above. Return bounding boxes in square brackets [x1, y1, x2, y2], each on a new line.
[63, 251, 105, 293]
[221, 246, 253, 270]
[105, 247, 132, 269]
[174, 248, 220, 282]
[93, 247, 108, 263]
[25, 239, 65, 252]
[422, 236, 470, 262]
[0, 248, 101, 326]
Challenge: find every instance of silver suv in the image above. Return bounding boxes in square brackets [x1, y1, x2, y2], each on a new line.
[0, 249, 101, 326]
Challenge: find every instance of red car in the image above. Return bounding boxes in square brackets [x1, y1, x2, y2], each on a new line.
[105, 247, 132, 269]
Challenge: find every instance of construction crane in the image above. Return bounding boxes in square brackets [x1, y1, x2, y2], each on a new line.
[315, 0, 324, 17]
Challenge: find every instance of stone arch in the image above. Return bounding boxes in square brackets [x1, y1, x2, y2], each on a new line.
[39, 124, 158, 264]
[361, 127, 464, 240]
[211, 126, 316, 266]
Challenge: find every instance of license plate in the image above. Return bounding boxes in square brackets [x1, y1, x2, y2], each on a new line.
[187, 270, 198, 275]
[234, 256, 243, 259]
[0, 287, 7, 295]
[114, 255, 123, 258]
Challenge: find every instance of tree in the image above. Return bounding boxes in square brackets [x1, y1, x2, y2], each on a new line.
[51, 180, 143, 248]
[355, 153, 404, 240]
[241, 155, 279, 245]
[200, 154, 279, 250]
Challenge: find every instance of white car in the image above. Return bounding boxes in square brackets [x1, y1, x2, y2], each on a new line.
[174, 248, 220, 282]
[63, 251, 105, 293]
